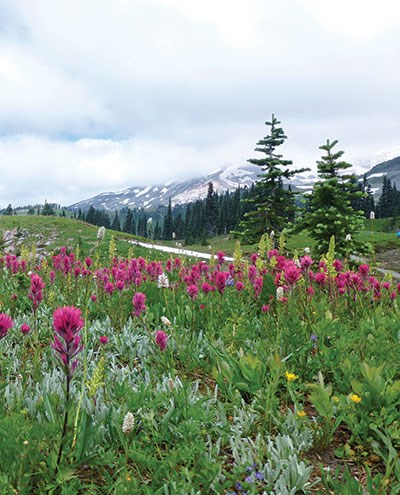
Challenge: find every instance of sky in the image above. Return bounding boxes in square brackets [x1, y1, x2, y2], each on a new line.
[0, 0, 399, 208]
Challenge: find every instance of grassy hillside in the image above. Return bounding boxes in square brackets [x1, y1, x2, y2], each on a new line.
[0, 216, 162, 261]
[182, 218, 400, 256]
[1, 215, 399, 269]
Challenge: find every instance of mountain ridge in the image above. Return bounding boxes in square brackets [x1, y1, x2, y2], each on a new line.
[68, 156, 399, 212]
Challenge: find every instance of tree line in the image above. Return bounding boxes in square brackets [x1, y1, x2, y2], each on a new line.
[73, 184, 255, 243]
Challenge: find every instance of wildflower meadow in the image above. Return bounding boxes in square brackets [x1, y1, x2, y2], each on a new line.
[0, 231, 399, 494]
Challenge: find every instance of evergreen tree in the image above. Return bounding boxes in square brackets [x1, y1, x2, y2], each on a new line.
[184, 204, 194, 244]
[363, 177, 375, 218]
[153, 220, 162, 240]
[111, 211, 121, 231]
[174, 212, 184, 239]
[205, 182, 218, 237]
[86, 206, 96, 224]
[162, 199, 174, 240]
[41, 200, 55, 216]
[295, 139, 366, 257]
[4, 204, 13, 215]
[239, 115, 309, 243]
[123, 208, 134, 234]
[377, 176, 394, 218]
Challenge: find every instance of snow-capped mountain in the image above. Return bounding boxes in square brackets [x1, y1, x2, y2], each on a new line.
[67, 153, 398, 212]
[68, 165, 257, 212]
[68, 164, 317, 212]
[362, 155, 400, 195]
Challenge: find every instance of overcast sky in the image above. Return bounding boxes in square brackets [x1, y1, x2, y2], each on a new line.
[0, 0, 399, 208]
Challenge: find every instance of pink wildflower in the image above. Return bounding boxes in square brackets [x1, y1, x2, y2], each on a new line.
[300, 255, 313, 271]
[283, 262, 301, 285]
[187, 284, 199, 300]
[332, 259, 343, 272]
[155, 330, 168, 351]
[215, 271, 228, 294]
[216, 251, 225, 265]
[0, 314, 13, 339]
[250, 253, 258, 265]
[201, 282, 212, 294]
[253, 276, 263, 298]
[236, 281, 245, 292]
[262, 304, 270, 313]
[104, 282, 115, 295]
[358, 264, 370, 278]
[133, 292, 146, 317]
[116, 280, 125, 291]
[52, 306, 84, 377]
[314, 272, 327, 285]
[28, 273, 45, 313]
[99, 336, 109, 345]
[21, 323, 31, 335]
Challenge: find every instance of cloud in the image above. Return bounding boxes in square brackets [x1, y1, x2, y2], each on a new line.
[0, 0, 399, 208]
[0, 132, 258, 207]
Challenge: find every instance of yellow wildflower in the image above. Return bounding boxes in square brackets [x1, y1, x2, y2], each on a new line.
[332, 396, 340, 403]
[297, 410, 307, 418]
[285, 371, 299, 381]
[350, 393, 361, 404]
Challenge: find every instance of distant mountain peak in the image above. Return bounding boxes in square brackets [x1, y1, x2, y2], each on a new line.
[68, 154, 399, 212]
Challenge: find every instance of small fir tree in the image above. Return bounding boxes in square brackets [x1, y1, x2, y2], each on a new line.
[239, 114, 309, 243]
[41, 200, 55, 216]
[295, 139, 366, 257]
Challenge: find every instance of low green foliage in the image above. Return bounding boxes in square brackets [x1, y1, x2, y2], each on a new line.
[0, 221, 399, 493]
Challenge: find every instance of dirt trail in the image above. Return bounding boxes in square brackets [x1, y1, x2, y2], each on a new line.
[376, 248, 400, 275]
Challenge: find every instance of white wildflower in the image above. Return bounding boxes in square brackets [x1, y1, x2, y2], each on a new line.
[157, 273, 170, 288]
[276, 286, 285, 301]
[370, 211, 375, 220]
[97, 226, 106, 241]
[161, 316, 171, 326]
[304, 247, 310, 254]
[122, 412, 135, 434]
[345, 234, 352, 242]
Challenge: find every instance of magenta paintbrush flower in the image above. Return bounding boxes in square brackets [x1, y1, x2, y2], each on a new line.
[0, 313, 13, 340]
[133, 292, 146, 317]
[187, 284, 199, 300]
[28, 273, 45, 313]
[155, 330, 168, 351]
[52, 306, 84, 377]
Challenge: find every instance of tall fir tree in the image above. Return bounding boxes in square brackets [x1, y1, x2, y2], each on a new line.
[111, 211, 121, 231]
[123, 208, 134, 234]
[239, 114, 309, 243]
[205, 182, 218, 237]
[162, 198, 174, 240]
[377, 176, 394, 218]
[295, 139, 366, 257]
